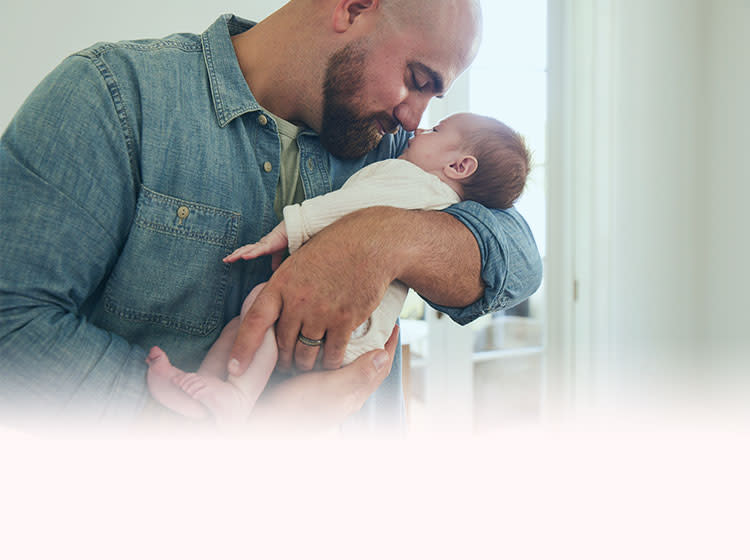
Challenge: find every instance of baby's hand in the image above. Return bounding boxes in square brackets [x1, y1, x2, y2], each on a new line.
[223, 222, 288, 269]
[223, 242, 271, 263]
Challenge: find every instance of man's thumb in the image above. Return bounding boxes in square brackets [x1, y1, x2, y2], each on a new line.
[372, 350, 390, 376]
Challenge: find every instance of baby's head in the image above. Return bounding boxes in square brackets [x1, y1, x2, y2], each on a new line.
[399, 112, 531, 209]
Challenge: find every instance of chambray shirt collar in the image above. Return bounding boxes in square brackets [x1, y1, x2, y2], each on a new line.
[201, 14, 262, 128]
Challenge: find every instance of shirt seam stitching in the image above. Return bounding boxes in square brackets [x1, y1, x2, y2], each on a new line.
[75, 53, 141, 190]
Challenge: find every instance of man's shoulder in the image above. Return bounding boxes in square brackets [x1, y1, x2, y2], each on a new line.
[63, 31, 210, 111]
[74, 32, 203, 63]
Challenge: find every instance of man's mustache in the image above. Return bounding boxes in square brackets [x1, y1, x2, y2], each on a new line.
[375, 114, 400, 135]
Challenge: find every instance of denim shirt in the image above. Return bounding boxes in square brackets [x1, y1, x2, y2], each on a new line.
[0, 15, 542, 428]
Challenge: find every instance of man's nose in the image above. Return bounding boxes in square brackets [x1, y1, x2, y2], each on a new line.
[394, 95, 431, 132]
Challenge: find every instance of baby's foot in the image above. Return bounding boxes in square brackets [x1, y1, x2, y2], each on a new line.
[146, 346, 208, 420]
[172, 372, 253, 427]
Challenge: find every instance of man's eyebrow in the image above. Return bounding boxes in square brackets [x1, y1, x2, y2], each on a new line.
[410, 61, 445, 98]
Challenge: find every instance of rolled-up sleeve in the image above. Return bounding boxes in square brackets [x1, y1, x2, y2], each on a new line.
[430, 201, 543, 325]
[0, 54, 150, 427]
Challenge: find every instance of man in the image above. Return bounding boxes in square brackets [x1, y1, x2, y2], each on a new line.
[0, 0, 542, 433]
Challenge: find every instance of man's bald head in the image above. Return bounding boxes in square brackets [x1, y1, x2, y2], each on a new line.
[378, 0, 483, 68]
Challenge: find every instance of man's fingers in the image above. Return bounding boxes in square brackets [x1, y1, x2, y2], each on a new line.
[247, 325, 399, 435]
[336, 324, 399, 408]
[274, 307, 302, 371]
[379, 324, 400, 375]
[346, 324, 399, 390]
[228, 288, 281, 376]
[271, 251, 284, 271]
[294, 325, 326, 372]
[383, 323, 399, 356]
[291, 315, 327, 372]
[321, 324, 351, 370]
[292, 316, 326, 372]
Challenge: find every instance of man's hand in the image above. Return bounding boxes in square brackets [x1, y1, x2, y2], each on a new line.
[247, 326, 398, 435]
[227, 206, 482, 375]
[229, 210, 398, 374]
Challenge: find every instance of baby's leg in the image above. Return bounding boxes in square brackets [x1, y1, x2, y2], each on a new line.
[145, 314, 244, 419]
[172, 283, 278, 425]
[146, 347, 208, 420]
[195, 317, 241, 380]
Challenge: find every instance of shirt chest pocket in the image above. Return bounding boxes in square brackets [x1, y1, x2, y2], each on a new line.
[103, 185, 240, 336]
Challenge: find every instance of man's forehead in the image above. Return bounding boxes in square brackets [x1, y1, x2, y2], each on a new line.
[402, 7, 480, 84]
[412, 37, 474, 92]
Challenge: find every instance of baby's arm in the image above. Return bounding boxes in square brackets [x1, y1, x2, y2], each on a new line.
[224, 222, 288, 268]
[283, 160, 460, 253]
[226, 162, 458, 263]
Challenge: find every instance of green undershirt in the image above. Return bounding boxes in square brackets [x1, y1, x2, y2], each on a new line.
[268, 112, 306, 221]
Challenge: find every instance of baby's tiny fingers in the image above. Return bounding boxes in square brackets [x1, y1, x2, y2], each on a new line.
[224, 245, 259, 262]
[223, 248, 244, 262]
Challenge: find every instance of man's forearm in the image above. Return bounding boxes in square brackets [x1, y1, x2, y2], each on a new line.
[0, 309, 151, 425]
[334, 206, 485, 308]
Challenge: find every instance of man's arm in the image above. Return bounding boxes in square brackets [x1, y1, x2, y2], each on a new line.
[0, 55, 151, 425]
[339, 206, 485, 307]
[427, 200, 543, 322]
[228, 201, 542, 373]
[388, 208, 484, 307]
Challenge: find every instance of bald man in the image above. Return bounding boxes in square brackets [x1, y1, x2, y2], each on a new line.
[0, 1, 542, 434]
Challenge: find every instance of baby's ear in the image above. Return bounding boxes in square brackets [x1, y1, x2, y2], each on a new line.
[444, 155, 478, 180]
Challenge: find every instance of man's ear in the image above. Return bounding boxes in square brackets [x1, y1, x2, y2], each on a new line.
[444, 155, 478, 180]
[332, 0, 379, 33]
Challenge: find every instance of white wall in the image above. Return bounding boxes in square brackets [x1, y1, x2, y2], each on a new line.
[548, 0, 750, 418]
[607, 0, 705, 396]
[0, 1, 286, 131]
[703, 0, 750, 380]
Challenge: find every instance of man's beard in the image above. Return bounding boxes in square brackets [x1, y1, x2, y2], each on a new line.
[320, 40, 398, 160]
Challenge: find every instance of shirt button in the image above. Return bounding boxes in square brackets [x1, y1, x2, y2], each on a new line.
[306, 158, 314, 171]
[258, 114, 268, 126]
[177, 206, 190, 220]
[263, 161, 273, 173]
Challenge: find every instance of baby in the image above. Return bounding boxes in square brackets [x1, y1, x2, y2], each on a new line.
[146, 112, 531, 425]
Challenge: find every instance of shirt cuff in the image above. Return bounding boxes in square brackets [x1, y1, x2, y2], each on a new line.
[427, 201, 542, 325]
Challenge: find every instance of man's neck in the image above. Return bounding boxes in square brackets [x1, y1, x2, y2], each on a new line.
[231, 6, 324, 131]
